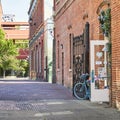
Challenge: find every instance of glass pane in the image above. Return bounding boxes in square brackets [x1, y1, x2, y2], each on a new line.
[94, 45, 108, 89]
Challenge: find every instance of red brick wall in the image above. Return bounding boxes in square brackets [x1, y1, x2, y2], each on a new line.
[111, 0, 120, 109]
[29, 0, 45, 80]
[54, 0, 106, 88]
[29, 0, 44, 39]
[54, 0, 120, 109]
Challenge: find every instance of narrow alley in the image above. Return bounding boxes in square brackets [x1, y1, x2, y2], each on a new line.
[0, 79, 120, 120]
[0, 79, 74, 101]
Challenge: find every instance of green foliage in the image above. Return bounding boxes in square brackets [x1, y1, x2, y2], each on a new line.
[98, 8, 111, 38]
[15, 60, 29, 77]
[0, 55, 18, 70]
[0, 31, 18, 57]
[16, 41, 28, 49]
[48, 61, 52, 67]
[0, 28, 29, 77]
[98, 8, 111, 56]
[0, 28, 18, 77]
[0, 28, 5, 40]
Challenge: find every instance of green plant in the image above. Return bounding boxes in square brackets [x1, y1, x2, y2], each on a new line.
[98, 8, 111, 38]
[98, 8, 111, 55]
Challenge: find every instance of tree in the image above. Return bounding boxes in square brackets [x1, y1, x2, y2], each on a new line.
[0, 55, 19, 78]
[0, 28, 18, 77]
[0, 28, 29, 78]
[15, 60, 29, 77]
[0, 28, 17, 57]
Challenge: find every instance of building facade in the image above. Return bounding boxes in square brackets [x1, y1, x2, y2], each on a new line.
[54, 0, 108, 87]
[1, 22, 29, 60]
[0, 0, 29, 60]
[111, 0, 120, 109]
[54, 0, 120, 109]
[28, 0, 44, 80]
[28, 0, 53, 81]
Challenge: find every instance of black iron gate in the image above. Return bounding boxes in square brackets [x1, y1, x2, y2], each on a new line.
[73, 22, 90, 87]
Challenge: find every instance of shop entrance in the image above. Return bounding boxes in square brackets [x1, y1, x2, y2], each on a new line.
[90, 40, 109, 102]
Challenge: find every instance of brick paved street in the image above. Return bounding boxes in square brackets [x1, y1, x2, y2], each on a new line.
[0, 79, 120, 120]
[0, 79, 74, 101]
[0, 79, 74, 111]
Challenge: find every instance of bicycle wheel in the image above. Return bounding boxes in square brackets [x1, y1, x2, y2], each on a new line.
[73, 83, 86, 100]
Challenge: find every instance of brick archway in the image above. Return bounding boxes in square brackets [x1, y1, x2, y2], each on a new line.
[96, 0, 110, 14]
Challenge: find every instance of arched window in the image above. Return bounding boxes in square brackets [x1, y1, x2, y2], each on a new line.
[97, 1, 111, 40]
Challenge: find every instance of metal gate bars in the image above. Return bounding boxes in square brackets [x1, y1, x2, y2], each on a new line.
[73, 22, 90, 87]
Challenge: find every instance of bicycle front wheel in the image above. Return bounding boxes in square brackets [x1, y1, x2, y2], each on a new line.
[73, 83, 86, 100]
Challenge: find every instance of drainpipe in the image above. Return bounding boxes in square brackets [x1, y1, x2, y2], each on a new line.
[52, 0, 56, 83]
[52, 27, 56, 84]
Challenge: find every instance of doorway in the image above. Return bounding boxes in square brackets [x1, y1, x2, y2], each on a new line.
[90, 40, 109, 102]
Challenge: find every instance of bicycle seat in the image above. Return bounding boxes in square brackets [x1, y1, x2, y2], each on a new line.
[80, 74, 89, 82]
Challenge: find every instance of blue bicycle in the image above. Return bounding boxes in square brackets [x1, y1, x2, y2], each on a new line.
[73, 74, 90, 100]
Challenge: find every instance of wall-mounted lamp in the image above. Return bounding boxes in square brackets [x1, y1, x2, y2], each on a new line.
[34, 23, 36, 26]
[29, 18, 36, 26]
[29, 18, 33, 23]
[61, 44, 63, 49]
[67, 24, 72, 30]
[83, 13, 88, 20]
[29, 18, 33, 25]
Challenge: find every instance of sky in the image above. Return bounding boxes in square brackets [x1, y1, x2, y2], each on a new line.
[1, 0, 31, 22]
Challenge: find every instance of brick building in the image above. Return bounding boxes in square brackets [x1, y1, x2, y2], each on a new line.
[1, 22, 29, 60]
[54, 0, 120, 109]
[111, 0, 120, 109]
[0, 0, 29, 60]
[54, 0, 108, 87]
[28, 0, 53, 81]
[28, 0, 44, 80]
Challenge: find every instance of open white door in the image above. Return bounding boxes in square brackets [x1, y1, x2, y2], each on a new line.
[90, 40, 109, 102]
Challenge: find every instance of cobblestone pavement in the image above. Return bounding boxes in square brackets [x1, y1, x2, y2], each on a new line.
[0, 79, 120, 120]
[0, 80, 74, 101]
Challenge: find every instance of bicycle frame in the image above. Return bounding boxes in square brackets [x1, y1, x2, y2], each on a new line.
[73, 74, 90, 100]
